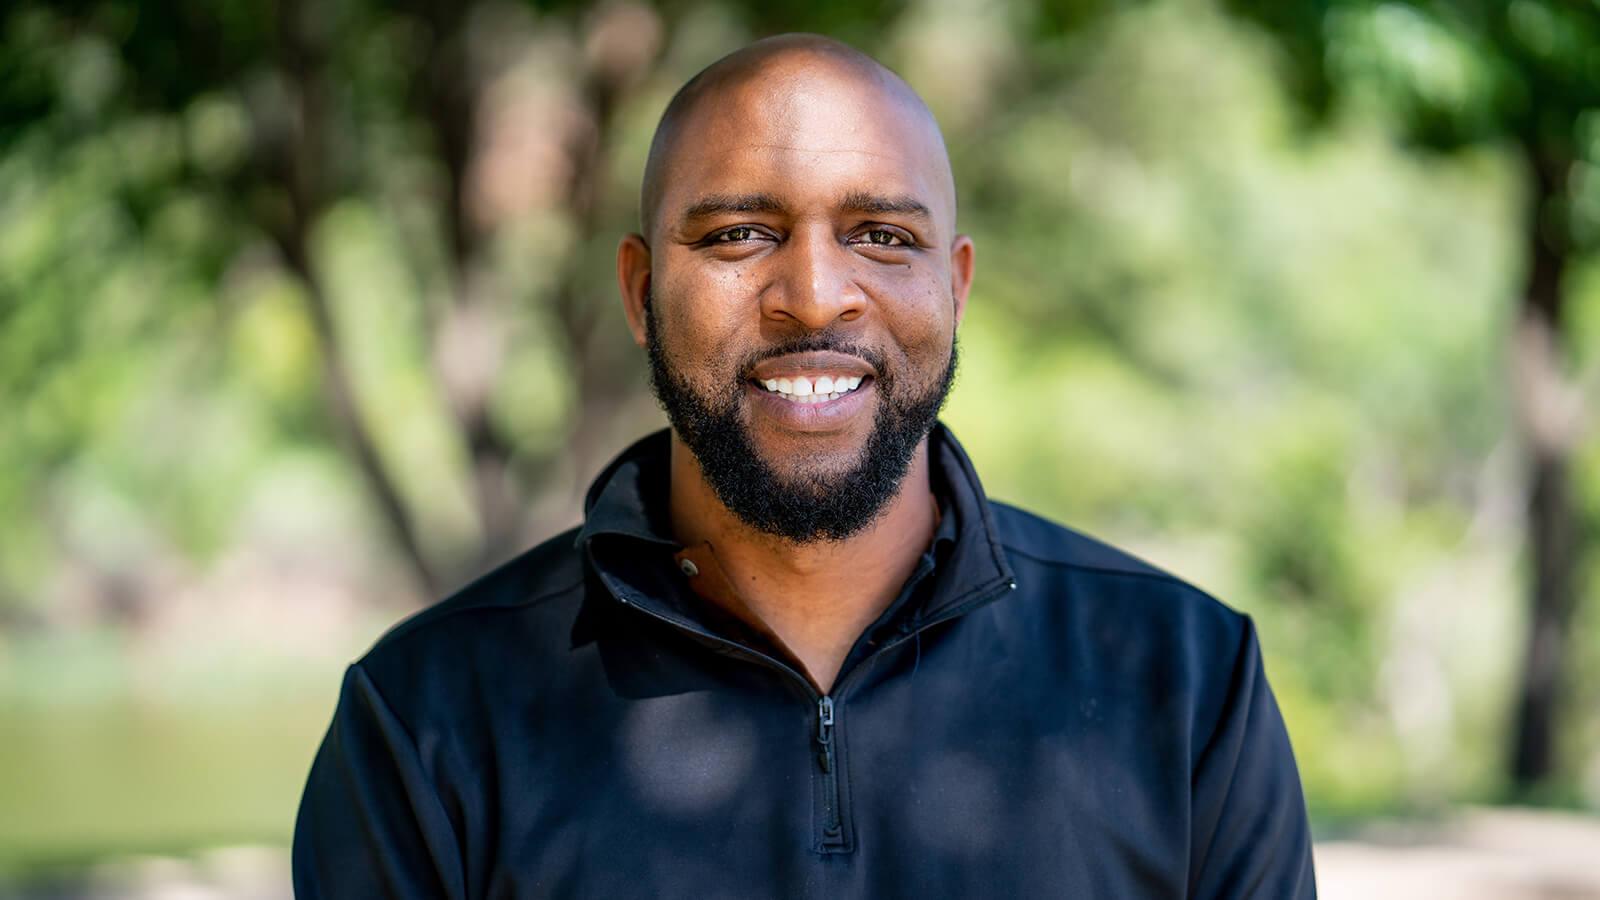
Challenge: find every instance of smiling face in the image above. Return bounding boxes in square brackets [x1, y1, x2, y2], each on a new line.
[618, 37, 975, 542]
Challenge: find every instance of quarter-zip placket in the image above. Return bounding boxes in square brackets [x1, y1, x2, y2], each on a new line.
[815, 695, 845, 851]
[601, 575, 855, 851]
[590, 549, 1016, 856]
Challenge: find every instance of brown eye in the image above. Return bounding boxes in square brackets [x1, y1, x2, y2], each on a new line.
[716, 227, 754, 242]
[862, 229, 904, 246]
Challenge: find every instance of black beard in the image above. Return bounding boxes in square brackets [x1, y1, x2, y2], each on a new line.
[645, 297, 958, 544]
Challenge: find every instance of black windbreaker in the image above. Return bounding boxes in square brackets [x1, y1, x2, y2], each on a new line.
[293, 424, 1317, 898]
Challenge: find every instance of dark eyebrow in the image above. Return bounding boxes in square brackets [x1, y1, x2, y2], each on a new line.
[838, 191, 932, 221]
[680, 192, 786, 222]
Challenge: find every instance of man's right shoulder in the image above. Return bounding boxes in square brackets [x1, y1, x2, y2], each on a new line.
[358, 525, 589, 667]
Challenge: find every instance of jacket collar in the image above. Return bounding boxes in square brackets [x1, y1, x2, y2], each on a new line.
[575, 428, 678, 550]
[575, 422, 1014, 625]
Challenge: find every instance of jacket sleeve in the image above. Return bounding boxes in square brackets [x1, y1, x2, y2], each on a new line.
[1186, 617, 1317, 899]
[293, 663, 467, 900]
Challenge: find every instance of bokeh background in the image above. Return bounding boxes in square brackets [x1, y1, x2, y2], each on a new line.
[4, 0, 1600, 896]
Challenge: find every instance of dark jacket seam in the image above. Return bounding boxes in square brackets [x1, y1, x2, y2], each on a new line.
[348, 663, 468, 894]
[371, 576, 586, 653]
[998, 543, 1193, 587]
[1185, 616, 1258, 896]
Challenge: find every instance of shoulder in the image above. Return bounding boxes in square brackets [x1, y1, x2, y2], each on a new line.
[986, 501, 1261, 739]
[326, 529, 593, 779]
[991, 500, 1178, 580]
[987, 499, 1250, 652]
[357, 526, 588, 674]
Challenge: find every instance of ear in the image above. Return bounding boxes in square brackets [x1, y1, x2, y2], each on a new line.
[617, 233, 652, 348]
[949, 233, 975, 325]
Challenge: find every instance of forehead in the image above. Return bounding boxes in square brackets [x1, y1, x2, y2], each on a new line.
[657, 64, 953, 229]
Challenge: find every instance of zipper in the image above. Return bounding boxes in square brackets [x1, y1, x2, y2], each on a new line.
[844, 577, 1019, 665]
[599, 573, 816, 689]
[603, 584, 851, 850]
[816, 695, 844, 848]
[797, 575, 1017, 853]
[596, 561, 1016, 855]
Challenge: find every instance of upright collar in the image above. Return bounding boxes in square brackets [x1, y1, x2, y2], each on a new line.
[575, 423, 1015, 624]
[574, 428, 678, 550]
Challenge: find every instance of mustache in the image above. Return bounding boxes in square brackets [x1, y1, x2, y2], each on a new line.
[735, 333, 890, 381]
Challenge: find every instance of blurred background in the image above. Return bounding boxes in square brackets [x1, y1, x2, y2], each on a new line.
[3, 0, 1599, 896]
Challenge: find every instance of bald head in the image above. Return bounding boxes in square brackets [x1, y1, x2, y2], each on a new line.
[639, 34, 956, 244]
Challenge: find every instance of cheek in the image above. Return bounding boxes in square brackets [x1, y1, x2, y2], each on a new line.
[657, 254, 746, 327]
[873, 276, 956, 354]
[654, 282, 750, 378]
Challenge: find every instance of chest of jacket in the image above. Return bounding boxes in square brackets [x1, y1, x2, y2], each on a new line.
[429, 590, 1192, 900]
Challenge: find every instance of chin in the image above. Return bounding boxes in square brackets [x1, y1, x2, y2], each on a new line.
[759, 453, 862, 490]
[750, 434, 869, 475]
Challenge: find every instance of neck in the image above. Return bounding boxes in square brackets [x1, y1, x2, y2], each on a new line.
[669, 433, 938, 693]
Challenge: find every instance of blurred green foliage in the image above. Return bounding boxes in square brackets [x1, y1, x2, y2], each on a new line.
[1225, 0, 1600, 800]
[1, 0, 1596, 875]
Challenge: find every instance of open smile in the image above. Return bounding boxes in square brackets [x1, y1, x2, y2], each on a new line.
[743, 374, 875, 430]
[754, 373, 867, 404]
[741, 348, 880, 428]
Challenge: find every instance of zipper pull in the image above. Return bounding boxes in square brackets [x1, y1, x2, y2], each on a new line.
[816, 696, 835, 772]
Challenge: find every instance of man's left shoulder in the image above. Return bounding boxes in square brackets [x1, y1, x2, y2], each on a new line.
[987, 499, 1248, 645]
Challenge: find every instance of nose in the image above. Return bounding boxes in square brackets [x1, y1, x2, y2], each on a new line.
[759, 226, 867, 330]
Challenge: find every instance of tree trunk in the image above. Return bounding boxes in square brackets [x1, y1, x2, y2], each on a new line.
[411, 1, 531, 577]
[1508, 149, 1585, 794]
[271, 0, 443, 599]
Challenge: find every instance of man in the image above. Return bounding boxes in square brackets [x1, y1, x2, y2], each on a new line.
[294, 34, 1316, 899]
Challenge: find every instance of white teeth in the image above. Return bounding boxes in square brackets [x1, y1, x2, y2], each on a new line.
[762, 374, 868, 402]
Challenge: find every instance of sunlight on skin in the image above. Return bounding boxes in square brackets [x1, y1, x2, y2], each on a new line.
[615, 38, 974, 691]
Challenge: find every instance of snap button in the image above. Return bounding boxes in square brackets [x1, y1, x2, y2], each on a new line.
[678, 558, 699, 577]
